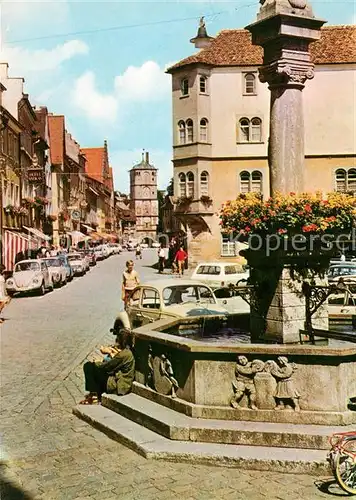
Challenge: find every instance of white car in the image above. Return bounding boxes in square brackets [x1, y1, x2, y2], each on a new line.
[109, 243, 122, 254]
[151, 241, 160, 248]
[213, 287, 250, 315]
[190, 262, 249, 289]
[93, 247, 104, 261]
[41, 257, 67, 287]
[6, 259, 53, 296]
[100, 244, 111, 258]
[112, 279, 231, 331]
[67, 253, 87, 276]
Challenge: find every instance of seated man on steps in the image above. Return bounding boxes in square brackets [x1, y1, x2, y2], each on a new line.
[80, 329, 135, 405]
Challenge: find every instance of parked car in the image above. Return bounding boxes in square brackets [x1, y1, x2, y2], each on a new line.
[112, 279, 231, 332]
[213, 287, 250, 315]
[93, 246, 104, 261]
[190, 262, 249, 289]
[85, 249, 97, 266]
[109, 243, 122, 254]
[57, 254, 74, 281]
[41, 257, 67, 287]
[100, 244, 111, 258]
[6, 259, 53, 296]
[151, 241, 160, 248]
[77, 251, 90, 272]
[67, 253, 87, 276]
[328, 264, 356, 286]
[127, 241, 137, 251]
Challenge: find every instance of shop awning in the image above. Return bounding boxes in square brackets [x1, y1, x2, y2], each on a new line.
[23, 226, 51, 241]
[3, 231, 30, 271]
[99, 232, 116, 241]
[88, 231, 102, 241]
[68, 231, 90, 245]
[89, 187, 99, 196]
[81, 224, 95, 232]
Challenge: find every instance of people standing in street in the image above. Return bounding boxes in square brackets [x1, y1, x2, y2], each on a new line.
[122, 260, 140, 308]
[174, 245, 188, 277]
[135, 243, 142, 260]
[158, 245, 166, 274]
[0, 265, 10, 323]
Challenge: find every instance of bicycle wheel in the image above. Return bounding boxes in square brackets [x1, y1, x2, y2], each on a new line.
[335, 452, 356, 495]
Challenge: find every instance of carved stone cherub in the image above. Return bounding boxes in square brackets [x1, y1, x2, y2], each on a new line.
[266, 356, 300, 411]
[231, 355, 265, 410]
[160, 354, 179, 398]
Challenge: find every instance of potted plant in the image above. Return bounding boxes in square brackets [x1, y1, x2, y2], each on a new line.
[200, 195, 213, 205]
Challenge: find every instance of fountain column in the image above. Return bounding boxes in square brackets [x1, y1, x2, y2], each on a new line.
[245, 1, 326, 343]
[247, 0, 325, 195]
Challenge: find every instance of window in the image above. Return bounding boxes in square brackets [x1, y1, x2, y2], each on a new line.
[200, 118, 208, 142]
[240, 171, 250, 194]
[239, 170, 263, 193]
[163, 285, 214, 306]
[141, 288, 161, 309]
[200, 171, 209, 196]
[196, 265, 221, 276]
[239, 118, 250, 142]
[186, 119, 193, 143]
[244, 73, 256, 95]
[238, 117, 262, 143]
[178, 121, 186, 145]
[181, 78, 189, 96]
[251, 118, 262, 142]
[335, 168, 356, 192]
[225, 265, 239, 275]
[179, 173, 186, 197]
[221, 237, 237, 257]
[251, 171, 263, 193]
[187, 171, 194, 198]
[199, 76, 207, 93]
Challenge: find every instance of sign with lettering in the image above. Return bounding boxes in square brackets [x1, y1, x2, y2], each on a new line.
[28, 168, 44, 183]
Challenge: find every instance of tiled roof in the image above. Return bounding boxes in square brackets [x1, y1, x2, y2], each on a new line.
[48, 115, 65, 165]
[81, 147, 105, 183]
[167, 25, 356, 71]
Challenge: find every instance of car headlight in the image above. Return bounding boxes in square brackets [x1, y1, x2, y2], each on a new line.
[33, 278, 40, 284]
[7, 280, 14, 286]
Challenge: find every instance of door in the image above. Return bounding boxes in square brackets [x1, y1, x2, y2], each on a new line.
[137, 287, 161, 326]
[126, 288, 142, 329]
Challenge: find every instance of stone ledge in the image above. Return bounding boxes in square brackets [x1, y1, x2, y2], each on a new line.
[102, 392, 354, 450]
[73, 404, 330, 475]
[133, 383, 356, 426]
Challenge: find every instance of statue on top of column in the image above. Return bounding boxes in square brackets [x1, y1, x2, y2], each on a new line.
[258, 0, 314, 18]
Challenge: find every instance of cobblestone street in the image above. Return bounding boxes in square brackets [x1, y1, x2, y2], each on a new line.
[0, 251, 341, 499]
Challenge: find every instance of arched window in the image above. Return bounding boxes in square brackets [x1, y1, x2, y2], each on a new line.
[240, 171, 250, 194]
[251, 118, 262, 142]
[186, 119, 193, 143]
[200, 118, 208, 142]
[244, 73, 256, 94]
[178, 120, 186, 145]
[335, 169, 347, 192]
[199, 76, 207, 93]
[181, 78, 189, 96]
[187, 172, 194, 198]
[200, 171, 209, 196]
[239, 118, 250, 142]
[179, 173, 186, 197]
[251, 171, 263, 193]
[347, 169, 356, 192]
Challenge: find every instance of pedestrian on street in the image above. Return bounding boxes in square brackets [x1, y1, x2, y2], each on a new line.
[174, 246, 188, 277]
[80, 329, 135, 404]
[158, 245, 166, 274]
[0, 265, 10, 323]
[135, 243, 142, 260]
[122, 260, 140, 308]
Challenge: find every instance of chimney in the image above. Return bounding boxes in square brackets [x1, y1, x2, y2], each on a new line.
[145, 152, 149, 164]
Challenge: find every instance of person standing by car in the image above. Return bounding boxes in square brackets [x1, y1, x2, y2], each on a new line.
[174, 246, 188, 277]
[122, 260, 140, 308]
[158, 245, 166, 274]
[0, 265, 10, 323]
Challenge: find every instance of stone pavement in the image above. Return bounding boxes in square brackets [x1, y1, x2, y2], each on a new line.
[0, 251, 342, 499]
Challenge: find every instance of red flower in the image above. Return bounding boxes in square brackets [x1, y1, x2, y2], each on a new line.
[277, 228, 287, 234]
[305, 204, 312, 213]
[302, 223, 318, 233]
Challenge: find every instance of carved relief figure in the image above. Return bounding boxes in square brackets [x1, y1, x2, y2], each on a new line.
[231, 356, 265, 410]
[152, 353, 179, 398]
[146, 345, 154, 388]
[266, 356, 300, 411]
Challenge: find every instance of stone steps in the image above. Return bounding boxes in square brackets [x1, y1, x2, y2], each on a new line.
[101, 392, 351, 450]
[73, 404, 330, 475]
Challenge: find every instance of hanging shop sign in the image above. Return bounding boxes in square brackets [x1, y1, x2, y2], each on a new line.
[71, 209, 81, 221]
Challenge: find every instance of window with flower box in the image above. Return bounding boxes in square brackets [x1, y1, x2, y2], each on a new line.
[335, 168, 356, 193]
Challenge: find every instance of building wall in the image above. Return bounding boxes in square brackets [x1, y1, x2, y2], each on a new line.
[130, 166, 158, 238]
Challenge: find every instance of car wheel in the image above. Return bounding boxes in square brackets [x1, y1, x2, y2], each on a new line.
[7, 291, 15, 298]
[62, 277, 67, 286]
[38, 282, 45, 296]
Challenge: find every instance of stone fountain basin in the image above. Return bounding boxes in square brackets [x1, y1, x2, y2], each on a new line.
[133, 317, 356, 426]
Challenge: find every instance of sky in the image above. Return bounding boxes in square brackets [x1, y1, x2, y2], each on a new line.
[0, 0, 355, 192]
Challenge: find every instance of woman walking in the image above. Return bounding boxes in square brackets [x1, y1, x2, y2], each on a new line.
[174, 246, 188, 277]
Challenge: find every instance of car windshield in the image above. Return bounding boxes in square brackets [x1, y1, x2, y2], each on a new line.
[163, 285, 215, 306]
[15, 261, 40, 272]
[43, 259, 61, 267]
[329, 266, 356, 277]
[68, 254, 81, 261]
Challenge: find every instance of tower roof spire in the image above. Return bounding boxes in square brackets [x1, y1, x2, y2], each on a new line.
[190, 16, 214, 49]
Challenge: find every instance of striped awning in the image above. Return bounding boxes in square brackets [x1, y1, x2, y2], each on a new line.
[3, 231, 30, 271]
[23, 226, 51, 242]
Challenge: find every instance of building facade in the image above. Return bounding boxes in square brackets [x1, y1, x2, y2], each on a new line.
[129, 152, 158, 241]
[167, 25, 356, 264]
